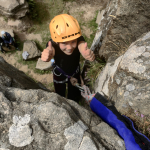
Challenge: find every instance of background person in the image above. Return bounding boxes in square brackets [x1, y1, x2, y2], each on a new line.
[1, 31, 20, 51]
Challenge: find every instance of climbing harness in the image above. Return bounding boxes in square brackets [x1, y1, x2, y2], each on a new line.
[54, 64, 79, 79]
[52, 61, 80, 84]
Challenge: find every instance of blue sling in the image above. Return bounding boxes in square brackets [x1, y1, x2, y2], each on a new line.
[90, 92, 150, 150]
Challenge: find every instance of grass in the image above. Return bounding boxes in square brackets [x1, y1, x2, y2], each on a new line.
[48, 82, 55, 92]
[82, 10, 98, 48]
[84, 58, 106, 89]
[123, 107, 150, 139]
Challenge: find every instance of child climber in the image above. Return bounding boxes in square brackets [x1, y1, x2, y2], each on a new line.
[41, 14, 95, 103]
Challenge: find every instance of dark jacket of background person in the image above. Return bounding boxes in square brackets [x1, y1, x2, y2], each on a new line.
[2, 32, 13, 44]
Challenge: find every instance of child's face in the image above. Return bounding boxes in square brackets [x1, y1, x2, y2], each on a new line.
[59, 39, 77, 55]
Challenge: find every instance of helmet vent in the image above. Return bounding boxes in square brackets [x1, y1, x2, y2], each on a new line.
[56, 25, 58, 29]
[66, 23, 69, 27]
[62, 32, 80, 39]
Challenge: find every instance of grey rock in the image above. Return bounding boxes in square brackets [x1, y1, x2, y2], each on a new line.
[64, 120, 88, 150]
[124, 91, 129, 97]
[95, 55, 123, 96]
[0, 0, 29, 19]
[8, 114, 34, 147]
[91, 0, 150, 61]
[79, 136, 98, 150]
[7, 17, 31, 31]
[116, 79, 121, 85]
[142, 52, 150, 58]
[95, 31, 150, 116]
[36, 58, 53, 71]
[137, 59, 143, 63]
[126, 84, 135, 91]
[0, 85, 125, 149]
[142, 32, 150, 41]
[23, 41, 41, 60]
[91, 122, 125, 150]
[0, 56, 43, 90]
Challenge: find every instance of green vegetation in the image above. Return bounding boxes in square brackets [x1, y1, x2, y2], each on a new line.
[3, 16, 8, 22]
[85, 10, 99, 48]
[85, 58, 105, 88]
[26, 0, 37, 19]
[48, 82, 55, 92]
[124, 108, 150, 139]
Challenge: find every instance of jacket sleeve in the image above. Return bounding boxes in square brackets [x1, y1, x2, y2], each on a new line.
[2, 36, 8, 44]
[6, 32, 13, 43]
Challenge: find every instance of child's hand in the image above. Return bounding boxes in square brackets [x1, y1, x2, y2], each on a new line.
[70, 77, 78, 86]
[41, 41, 53, 62]
[81, 42, 95, 61]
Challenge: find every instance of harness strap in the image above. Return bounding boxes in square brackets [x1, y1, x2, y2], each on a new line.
[53, 63, 79, 79]
[53, 78, 68, 84]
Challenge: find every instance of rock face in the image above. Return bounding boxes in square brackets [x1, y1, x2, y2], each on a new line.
[95, 32, 150, 116]
[0, 56, 42, 90]
[0, 55, 125, 149]
[9, 114, 34, 147]
[0, 88, 125, 150]
[91, 0, 150, 61]
[0, 0, 29, 19]
[7, 17, 31, 31]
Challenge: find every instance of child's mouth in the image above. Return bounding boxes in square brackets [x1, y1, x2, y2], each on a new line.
[66, 49, 73, 53]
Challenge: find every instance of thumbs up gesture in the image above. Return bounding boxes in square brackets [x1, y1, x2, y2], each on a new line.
[41, 41, 54, 62]
[79, 42, 95, 62]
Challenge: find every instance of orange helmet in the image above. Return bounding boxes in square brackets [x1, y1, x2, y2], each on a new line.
[49, 14, 82, 42]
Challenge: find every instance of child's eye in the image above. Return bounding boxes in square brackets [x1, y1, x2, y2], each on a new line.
[72, 40, 76, 44]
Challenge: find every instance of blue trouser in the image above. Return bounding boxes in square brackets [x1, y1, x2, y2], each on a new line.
[90, 93, 150, 150]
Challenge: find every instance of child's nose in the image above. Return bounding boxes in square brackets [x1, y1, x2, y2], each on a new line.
[67, 44, 72, 50]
